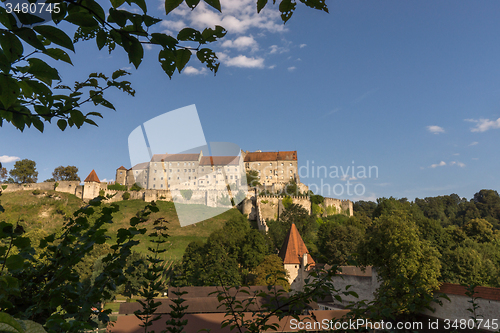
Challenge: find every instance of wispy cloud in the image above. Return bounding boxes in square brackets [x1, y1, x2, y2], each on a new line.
[0, 155, 20, 163]
[430, 161, 446, 168]
[353, 88, 379, 104]
[465, 117, 500, 132]
[287, 66, 296, 72]
[468, 141, 478, 146]
[449, 161, 466, 168]
[217, 53, 265, 68]
[427, 125, 445, 134]
[183, 66, 208, 75]
[269, 44, 289, 54]
[299, 43, 307, 48]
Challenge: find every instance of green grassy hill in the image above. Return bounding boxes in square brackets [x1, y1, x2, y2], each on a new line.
[0, 190, 243, 260]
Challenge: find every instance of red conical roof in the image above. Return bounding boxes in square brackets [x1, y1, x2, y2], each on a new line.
[279, 223, 315, 266]
[84, 169, 100, 183]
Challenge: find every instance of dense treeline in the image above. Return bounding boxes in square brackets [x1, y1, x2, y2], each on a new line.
[178, 189, 500, 292]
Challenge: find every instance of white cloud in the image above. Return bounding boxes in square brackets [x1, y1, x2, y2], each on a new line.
[430, 161, 446, 168]
[287, 66, 296, 72]
[299, 43, 307, 48]
[0, 155, 20, 163]
[221, 35, 258, 51]
[183, 66, 208, 75]
[268, 64, 276, 69]
[160, 19, 188, 32]
[269, 44, 289, 54]
[427, 125, 445, 134]
[468, 141, 478, 146]
[452, 153, 460, 156]
[217, 53, 264, 68]
[161, 0, 286, 35]
[465, 117, 500, 132]
[449, 161, 466, 168]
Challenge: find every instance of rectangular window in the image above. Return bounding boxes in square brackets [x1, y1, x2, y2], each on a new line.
[160, 184, 163, 188]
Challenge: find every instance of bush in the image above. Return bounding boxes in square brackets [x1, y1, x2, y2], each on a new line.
[122, 192, 131, 200]
[1, 185, 7, 190]
[130, 183, 143, 191]
[99, 190, 105, 197]
[32, 189, 42, 195]
[108, 183, 128, 191]
[180, 189, 193, 200]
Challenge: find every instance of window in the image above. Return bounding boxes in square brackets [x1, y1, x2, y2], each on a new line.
[177, 177, 179, 180]
[155, 163, 157, 166]
[161, 177, 163, 180]
[266, 176, 268, 179]
[153, 184, 156, 188]
[153, 178, 156, 181]
[184, 162, 186, 166]
[290, 163, 292, 166]
[164, 169, 166, 173]
[201, 180, 204, 184]
[169, 169, 172, 172]
[160, 184, 163, 188]
[189, 177, 191, 180]
[281, 163, 284, 166]
[177, 169, 180, 172]
[184, 169, 187, 172]
[120, 171, 123, 174]
[177, 163, 179, 166]
[270, 163, 272, 166]
[230, 176, 233, 179]
[154, 170, 157, 173]
[213, 175, 216, 178]
[270, 176, 272, 179]
[168, 177, 171, 180]
[258, 163, 260, 166]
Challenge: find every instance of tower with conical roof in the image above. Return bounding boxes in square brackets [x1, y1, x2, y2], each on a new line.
[279, 223, 315, 292]
[83, 169, 101, 200]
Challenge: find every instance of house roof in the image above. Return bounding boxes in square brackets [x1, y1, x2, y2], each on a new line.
[131, 162, 149, 170]
[161, 153, 200, 162]
[244, 151, 297, 162]
[118, 166, 127, 170]
[199, 156, 240, 166]
[84, 170, 100, 183]
[279, 224, 315, 266]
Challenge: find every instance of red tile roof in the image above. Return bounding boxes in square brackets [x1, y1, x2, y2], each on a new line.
[244, 151, 297, 162]
[161, 154, 200, 162]
[438, 283, 500, 301]
[118, 166, 127, 170]
[279, 224, 315, 266]
[199, 156, 240, 166]
[84, 170, 100, 183]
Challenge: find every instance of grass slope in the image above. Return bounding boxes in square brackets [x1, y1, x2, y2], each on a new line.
[0, 190, 243, 260]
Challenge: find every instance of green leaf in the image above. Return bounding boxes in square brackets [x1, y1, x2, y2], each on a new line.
[70, 110, 85, 128]
[201, 25, 226, 42]
[34, 25, 75, 52]
[196, 48, 219, 74]
[176, 48, 191, 73]
[32, 117, 44, 132]
[22, 58, 60, 86]
[177, 28, 202, 42]
[110, 0, 126, 8]
[57, 119, 67, 131]
[158, 49, 176, 78]
[123, 36, 143, 68]
[0, 75, 20, 109]
[13, 28, 46, 51]
[279, 0, 296, 23]
[112, 69, 128, 79]
[131, 0, 148, 13]
[65, 12, 98, 28]
[150, 33, 177, 49]
[143, 15, 162, 27]
[165, 0, 184, 15]
[0, 312, 24, 333]
[6, 254, 24, 271]
[96, 30, 107, 50]
[15, 12, 44, 26]
[44, 48, 73, 65]
[0, 30, 23, 62]
[203, 0, 221, 12]
[83, 0, 106, 22]
[257, 0, 268, 13]
[185, 0, 200, 9]
[108, 9, 128, 27]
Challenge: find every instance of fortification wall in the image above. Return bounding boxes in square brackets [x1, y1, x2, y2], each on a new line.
[257, 195, 312, 222]
[322, 197, 353, 217]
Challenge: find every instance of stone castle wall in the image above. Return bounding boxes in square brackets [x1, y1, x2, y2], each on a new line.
[322, 197, 354, 217]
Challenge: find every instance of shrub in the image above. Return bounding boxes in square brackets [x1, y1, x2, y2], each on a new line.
[1, 185, 7, 190]
[180, 189, 193, 201]
[108, 183, 128, 191]
[32, 189, 42, 195]
[122, 192, 131, 200]
[130, 183, 143, 191]
[99, 189, 105, 197]
[281, 196, 293, 209]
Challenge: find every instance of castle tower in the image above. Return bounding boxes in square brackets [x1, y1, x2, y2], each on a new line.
[83, 169, 101, 200]
[115, 166, 127, 185]
[279, 223, 315, 292]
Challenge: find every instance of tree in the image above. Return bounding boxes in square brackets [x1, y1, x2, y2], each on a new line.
[246, 170, 261, 187]
[316, 223, 363, 265]
[0, 166, 7, 183]
[0, 0, 328, 132]
[251, 254, 290, 290]
[52, 165, 81, 181]
[358, 211, 442, 315]
[8, 158, 38, 183]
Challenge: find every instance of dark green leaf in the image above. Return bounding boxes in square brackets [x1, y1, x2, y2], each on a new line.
[96, 29, 107, 50]
[34, 25, 75, 52]
[158, 48, 176, 78]
[143, 15, 162, 27]
[112, 69, 128, 79]
[6, 254, 24, 271]
[132, 0, 148, 13]
[0, 30, 23, 61]
[150, 33, 177, 49]
[201, 25, 226, 42]
[65, 12, 99, 28]
[176, 48, 191, 73]
[257, 0, 268, 13]
[57, 119, 67, 131]
[0, 7, 19, 30]
[45, 48, 73, 65]
[84, 0, 106, 22]
[0, 75, 20, 108]
[279, 0, 296, 23]
[185, 0, 200, 9]
[165, 0, 184, 15]
[14, 28, 46, 51]
[196, 48, 219, 74]
[70, 110, 85, 127]
[15, 11, 45, 26]
[110, 0, 126, 8]
[203, 0, 221, 12]
[22, 58, 60, 86]
[123, 36, 143, 68]
[177, 28, 202, 42]
[108, 9, 128, 27]
[25, 79, 52, 96]
[299, 0, 328, 12]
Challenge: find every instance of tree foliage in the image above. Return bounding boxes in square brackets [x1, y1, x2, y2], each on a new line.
[8, 158, 38, 183]
[0, 0, 328, 132]
[250, 254, 290, 290]
[51, 165, 80, 182]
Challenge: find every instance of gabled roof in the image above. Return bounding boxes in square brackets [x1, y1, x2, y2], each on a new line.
[199, 156, 240, 166]
[118, 166, 127, 170]
[244, 151, 297, 162]
[162, 153, 200, 162]
[132, 162, 149, 170]
[84, 170, 100, 183]
[279, 224, 315, 266]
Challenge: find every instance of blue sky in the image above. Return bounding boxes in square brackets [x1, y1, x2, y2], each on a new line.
[1, 0, 500, 202]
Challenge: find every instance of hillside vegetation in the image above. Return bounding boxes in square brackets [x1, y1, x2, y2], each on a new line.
[0, 190, 242, 260]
